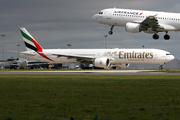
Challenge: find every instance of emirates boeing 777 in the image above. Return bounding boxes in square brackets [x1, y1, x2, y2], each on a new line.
[11, 28, 174, 69]
[93, 8, 180, 40]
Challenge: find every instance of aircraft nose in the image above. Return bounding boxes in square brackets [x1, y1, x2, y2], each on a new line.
[171, 55, 175, 60]
[167, 55, 175, 62]
[92, 14, 99, 22]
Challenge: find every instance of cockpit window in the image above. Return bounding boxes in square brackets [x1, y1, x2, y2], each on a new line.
[99, 12, 103, 14]
[166, 53, 171, 55]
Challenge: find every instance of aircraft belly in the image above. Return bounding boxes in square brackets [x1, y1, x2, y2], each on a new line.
[114, 58, 162, 64]
[53, 57, 77, 64]
[168, 23, 180, 31]
[112, 17, 126, 26]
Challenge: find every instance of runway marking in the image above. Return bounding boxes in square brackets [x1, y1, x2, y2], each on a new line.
[8, 70, 153, 73]
[0, 70, 180, 75]
[2, 70, 179, 75]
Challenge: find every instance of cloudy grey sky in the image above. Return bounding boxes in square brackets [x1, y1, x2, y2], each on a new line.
[1, 0, 180, 60]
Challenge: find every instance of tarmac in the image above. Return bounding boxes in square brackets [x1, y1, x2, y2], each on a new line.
[0, 70, 180, 75]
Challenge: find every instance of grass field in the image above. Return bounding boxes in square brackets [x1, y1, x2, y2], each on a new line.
[0, 75, 180, 120]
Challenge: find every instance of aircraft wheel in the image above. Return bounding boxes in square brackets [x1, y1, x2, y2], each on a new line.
[164, 34, 170, 40]
[153, 34, 159, 40]
[159, 65, 163, 69]
[108, 31, 113, 35]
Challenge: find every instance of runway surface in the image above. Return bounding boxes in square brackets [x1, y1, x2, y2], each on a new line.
[0, 70, 180, 75]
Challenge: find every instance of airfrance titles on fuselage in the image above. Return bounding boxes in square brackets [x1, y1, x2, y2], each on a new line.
[114, 11, 140, 15]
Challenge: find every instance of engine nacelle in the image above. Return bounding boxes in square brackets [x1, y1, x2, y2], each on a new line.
[125, 22, 146, 33]
[114, 63, 130, 68]
[94, 57, 110, 68]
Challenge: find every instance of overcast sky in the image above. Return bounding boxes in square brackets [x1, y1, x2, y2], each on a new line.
[1, 0, 180, 60]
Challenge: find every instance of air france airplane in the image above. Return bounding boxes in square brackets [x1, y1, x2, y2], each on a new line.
[12, 28, 174, 69]
[93, 8, 180, 40]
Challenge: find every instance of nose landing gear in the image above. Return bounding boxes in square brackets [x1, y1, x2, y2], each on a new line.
[159, 63, 165, 69]
[159, 65, 163, 69]
[108, 25, 114, 35]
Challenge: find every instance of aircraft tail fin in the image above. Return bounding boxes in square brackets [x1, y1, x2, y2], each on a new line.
[20, 28, 43, 52]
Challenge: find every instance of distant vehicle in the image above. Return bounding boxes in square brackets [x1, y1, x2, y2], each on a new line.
[93, 8, 180, 40]
[10, 59, 28, 69]
[11, 28, 174, 69]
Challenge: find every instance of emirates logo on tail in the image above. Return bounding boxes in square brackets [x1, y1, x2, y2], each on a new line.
[20, 28, 55, 62]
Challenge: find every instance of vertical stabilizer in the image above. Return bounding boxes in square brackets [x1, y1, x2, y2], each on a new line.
[20, 28, 43, 52]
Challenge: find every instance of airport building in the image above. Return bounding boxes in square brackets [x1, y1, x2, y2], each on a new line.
[1, 58, 180, 70]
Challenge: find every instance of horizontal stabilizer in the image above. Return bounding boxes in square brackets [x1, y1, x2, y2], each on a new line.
[9, 51, 35, 56]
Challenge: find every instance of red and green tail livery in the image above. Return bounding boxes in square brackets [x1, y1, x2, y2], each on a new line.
[20, 28, 54, 62]
[20, 28, 43, 52]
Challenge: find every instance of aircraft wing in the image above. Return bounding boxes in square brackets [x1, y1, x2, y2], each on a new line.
[133, 15, 177, 32]
[52, 54, 95, 62]
[140, 16, 177, 32]
[140, 15, 159, 28]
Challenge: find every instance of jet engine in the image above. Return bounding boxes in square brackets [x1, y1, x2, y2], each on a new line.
[94, 57, 110, 68]
[114, 63, 130, 68]
[125, 22, 147, 33]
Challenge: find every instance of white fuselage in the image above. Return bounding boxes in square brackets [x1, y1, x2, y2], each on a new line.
[20, 48, 174, 65]
[93, 8, 180, 32]
[18, 27, 175, 68]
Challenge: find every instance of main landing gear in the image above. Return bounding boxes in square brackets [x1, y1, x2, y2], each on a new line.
[159, 63, 165, 69]
[153, 33, 159, 40]
[108, 25, 114, 35]
[153, 31, 170, 40]
[164, 32, 170, 40]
